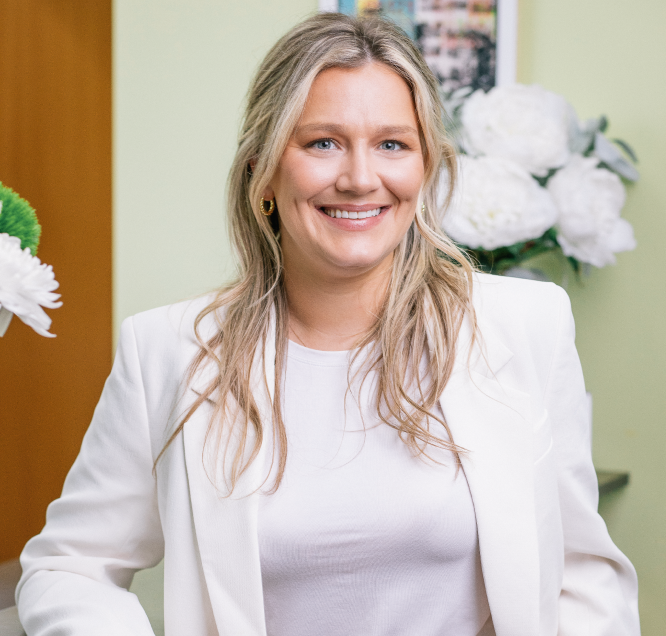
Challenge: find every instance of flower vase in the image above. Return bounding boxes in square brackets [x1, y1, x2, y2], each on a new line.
[0, 306, 13, 337]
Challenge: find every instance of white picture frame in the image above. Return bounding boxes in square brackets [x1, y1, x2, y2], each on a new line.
[318, 0, 518, 89]
[495, 0, 518, 85]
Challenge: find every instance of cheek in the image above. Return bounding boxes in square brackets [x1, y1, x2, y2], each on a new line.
[382, 157, 425, 203]
[275, 152, 338, 203]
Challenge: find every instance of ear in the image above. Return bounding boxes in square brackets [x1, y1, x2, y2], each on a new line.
[248, 158, 275, 201]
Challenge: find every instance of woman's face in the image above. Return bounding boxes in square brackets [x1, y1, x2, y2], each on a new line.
[265, 62, 425, 280]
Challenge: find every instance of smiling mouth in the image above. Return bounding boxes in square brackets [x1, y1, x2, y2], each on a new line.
[319, 207, 385, 220]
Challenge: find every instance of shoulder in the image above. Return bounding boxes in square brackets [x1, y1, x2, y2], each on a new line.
[112, 294, 226, 415]
[472, 272, 570, 330]
[118, 293, 222, 369]
[472, 271, 568, 316]
[129, 294, 217, 341]
[471, 272, 573, 364]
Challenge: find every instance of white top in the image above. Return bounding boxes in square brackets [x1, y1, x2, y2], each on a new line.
[258, 341, 490, 636]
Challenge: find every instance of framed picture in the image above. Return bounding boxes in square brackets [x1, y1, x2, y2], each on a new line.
[318, 0, 518, 93]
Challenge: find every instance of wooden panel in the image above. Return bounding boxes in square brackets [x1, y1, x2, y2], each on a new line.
[0, 0, 112, 561]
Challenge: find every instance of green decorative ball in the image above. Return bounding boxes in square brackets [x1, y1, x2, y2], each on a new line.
[0, 181, 41, 255]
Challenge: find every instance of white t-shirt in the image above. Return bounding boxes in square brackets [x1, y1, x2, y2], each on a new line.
[258, 341, 490, 636]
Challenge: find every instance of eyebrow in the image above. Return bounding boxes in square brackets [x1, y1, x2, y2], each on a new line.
[295, 123, 419, 137]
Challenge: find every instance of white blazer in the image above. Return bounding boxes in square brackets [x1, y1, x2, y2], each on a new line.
[17, 273, 639, 636]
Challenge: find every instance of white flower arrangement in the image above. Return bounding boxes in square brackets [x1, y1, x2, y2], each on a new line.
[461, 84, 572, 177]
[547, 155, 635, 268]
[441, 84, 638, 277]
[0, 232, 62, 337]
[0, 186, 62, 337]
[441, 155, 558, 250]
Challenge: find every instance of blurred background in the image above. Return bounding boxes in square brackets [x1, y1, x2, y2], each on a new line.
[0, 0, 664, 631]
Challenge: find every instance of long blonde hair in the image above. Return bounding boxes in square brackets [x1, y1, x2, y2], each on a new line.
[157, 13, 477, 493]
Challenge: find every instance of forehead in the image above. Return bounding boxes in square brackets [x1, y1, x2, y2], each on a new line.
[298, 62, 419, 131]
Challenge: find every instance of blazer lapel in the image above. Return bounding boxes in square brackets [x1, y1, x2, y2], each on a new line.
[440, 316, 540, 636]
[183, 314, 277, 636]
[181, 303, 540, 635]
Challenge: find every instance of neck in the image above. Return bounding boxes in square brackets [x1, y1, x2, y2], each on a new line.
[283, 256, 392, 352]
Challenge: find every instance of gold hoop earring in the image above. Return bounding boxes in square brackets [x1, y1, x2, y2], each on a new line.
[260, 197, 275, 216]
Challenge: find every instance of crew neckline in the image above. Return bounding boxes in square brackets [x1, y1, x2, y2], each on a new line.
[287, 339, 353, 367]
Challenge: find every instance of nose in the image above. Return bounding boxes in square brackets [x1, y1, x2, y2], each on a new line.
[335, 146, 382, 196]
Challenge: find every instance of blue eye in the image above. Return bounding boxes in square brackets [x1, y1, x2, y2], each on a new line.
[313, 139, 334, 150]
[381, 141, 402, 151]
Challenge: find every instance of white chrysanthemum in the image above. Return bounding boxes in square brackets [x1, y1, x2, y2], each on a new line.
[0, 233, 62, 337]
[461, 84, 572, 176]
[547, 154, 636, 267]
[441, 155, 558, 250]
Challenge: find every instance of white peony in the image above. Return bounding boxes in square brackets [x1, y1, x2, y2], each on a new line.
[461, 84, 572, 176]
[547, 154, 636, 267]
[0, 233, 62, 337]
[442, 155, 559, 250]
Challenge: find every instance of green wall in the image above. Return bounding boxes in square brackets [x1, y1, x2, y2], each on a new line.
[114, 0, 665, 630]
[518, 0, 666, 631]
[113, 0, 315, 329]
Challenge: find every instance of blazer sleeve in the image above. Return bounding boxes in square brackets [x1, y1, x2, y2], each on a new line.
[546, 288, 640, 635]
[16, 317, 164, 636]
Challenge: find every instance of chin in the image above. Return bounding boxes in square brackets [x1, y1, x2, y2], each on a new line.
[324, 250, 391, 273]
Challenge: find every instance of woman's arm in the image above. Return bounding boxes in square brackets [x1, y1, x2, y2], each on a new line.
[16, 317, 164, 636]
[547, 288, 640, 635]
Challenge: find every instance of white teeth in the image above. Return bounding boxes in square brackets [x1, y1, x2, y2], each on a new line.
[323, 207, 383, 219]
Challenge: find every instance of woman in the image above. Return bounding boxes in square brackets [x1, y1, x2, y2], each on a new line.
[17, 13, 639, 636]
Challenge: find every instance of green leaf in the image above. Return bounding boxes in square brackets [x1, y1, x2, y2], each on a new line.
[533, 168, 559, 187]
[611, 138, 639, 163]
[0, 182, 41, 255]
[569, 117, 597, 155]
[594, 133, 640, 181]
[567, 256, 582, 276]
[455, 228, 564, 276]
[452, 229, 596, 282]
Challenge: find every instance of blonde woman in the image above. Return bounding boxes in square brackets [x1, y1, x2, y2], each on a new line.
[17, 13, 638, 636]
